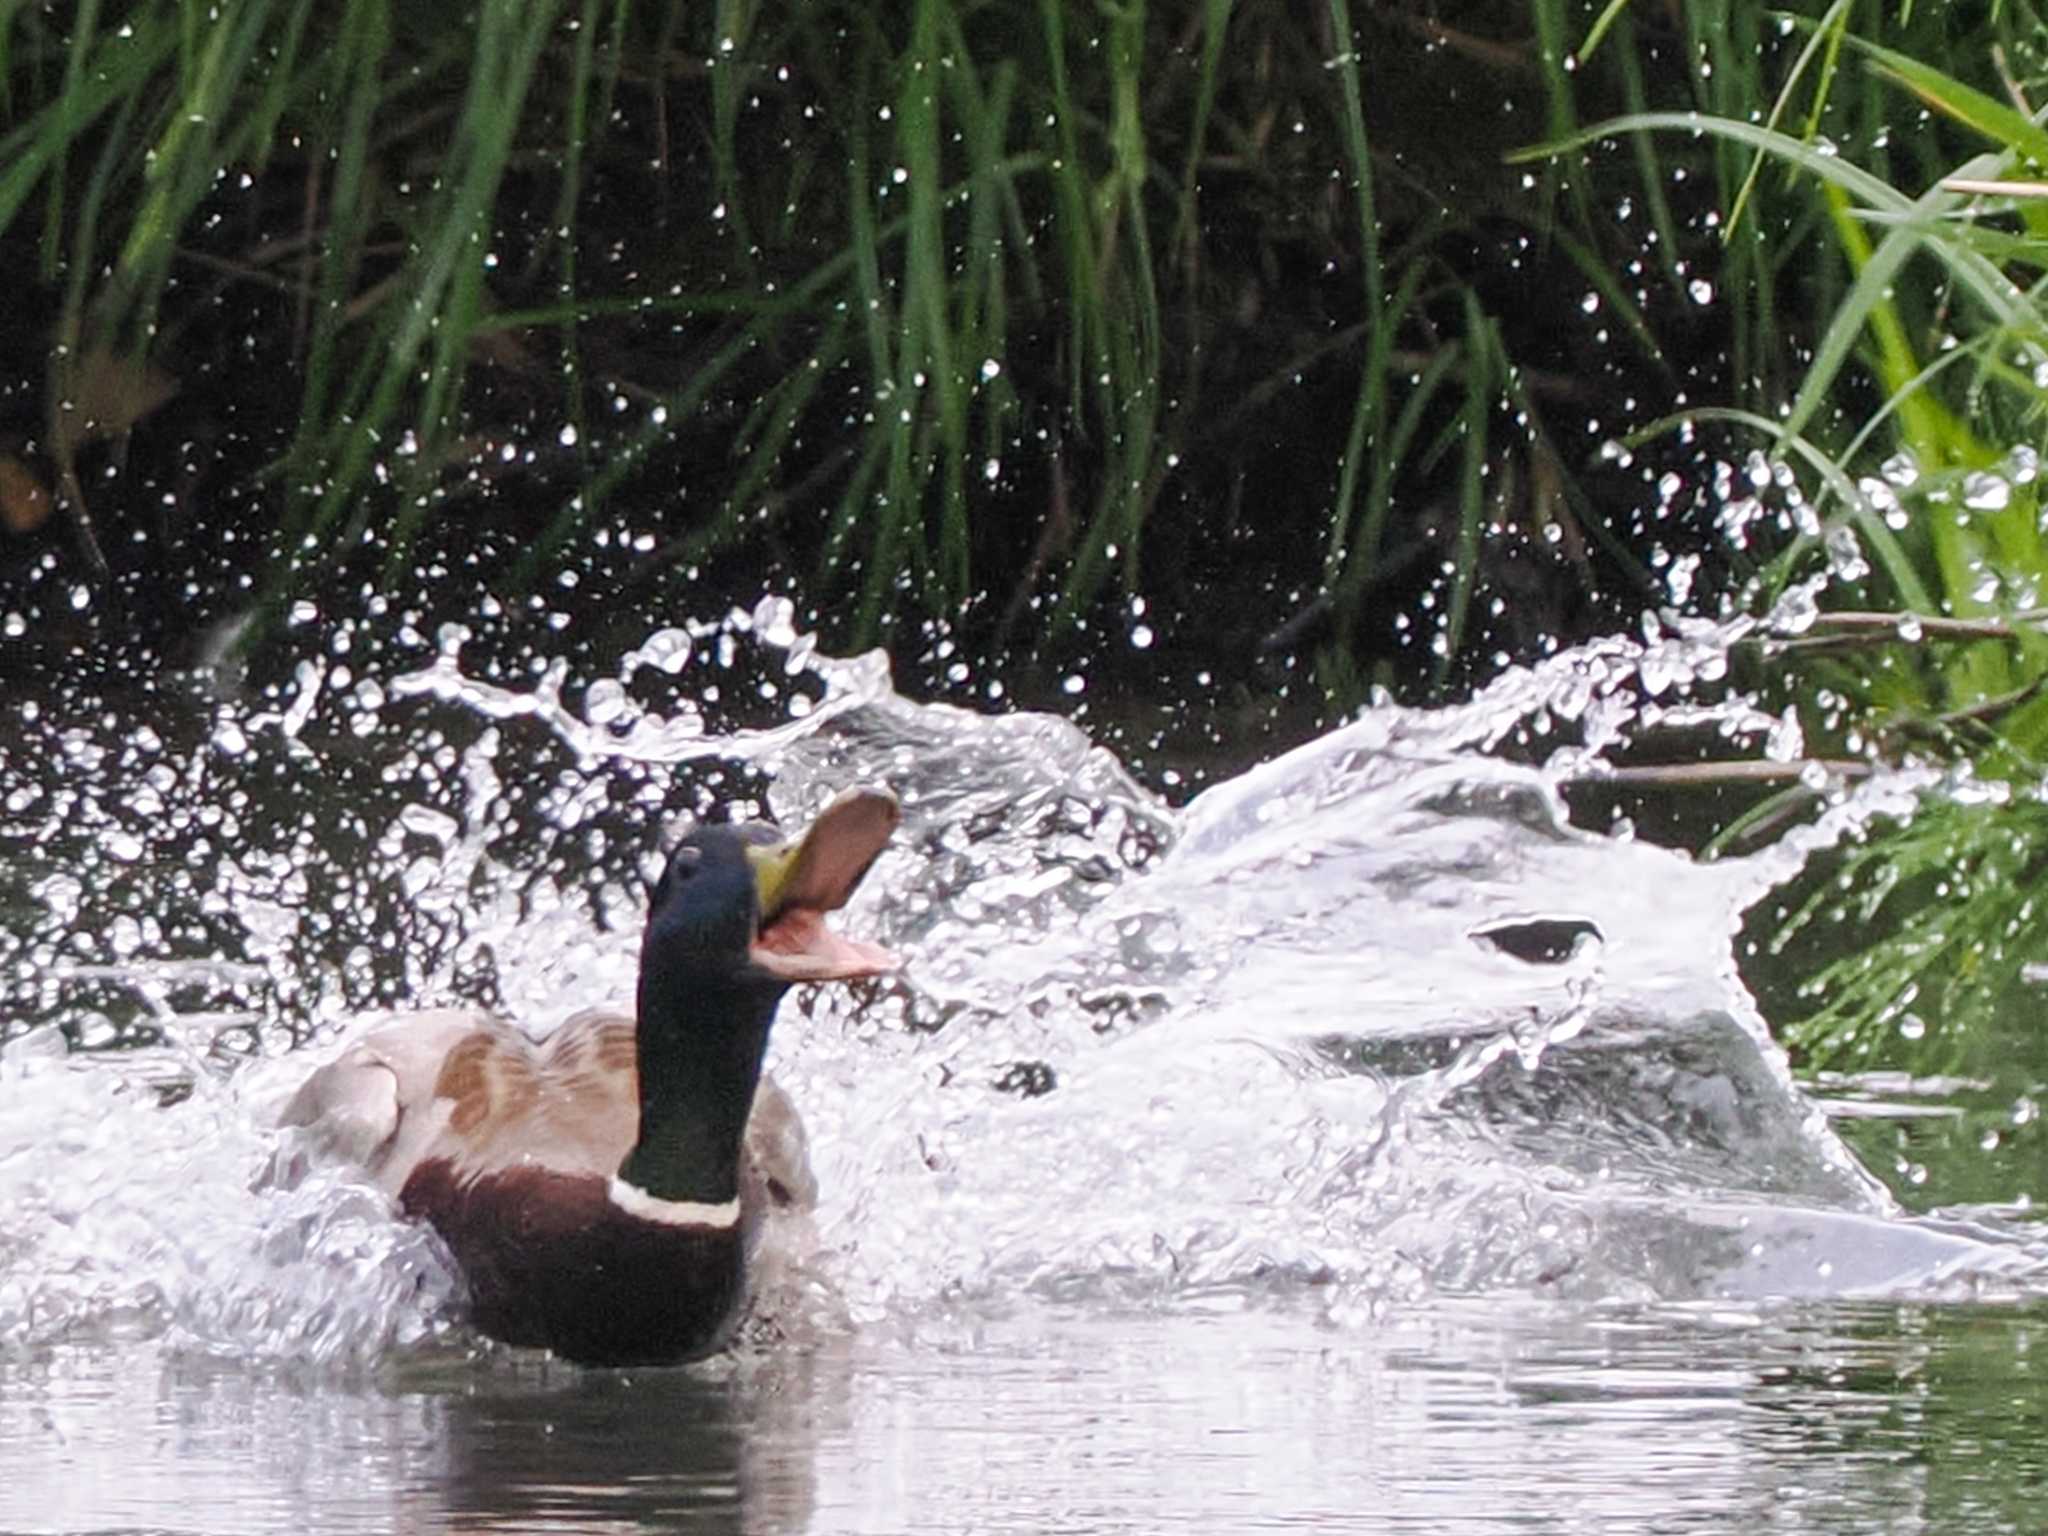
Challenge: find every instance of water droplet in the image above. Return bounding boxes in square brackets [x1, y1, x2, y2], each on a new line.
[634, 628, 692, 676]
[398, 804, 459, 844]
[753, 596, 799, 648]
[585, 679, 628, 725]
[1963, 471, 2011, 512]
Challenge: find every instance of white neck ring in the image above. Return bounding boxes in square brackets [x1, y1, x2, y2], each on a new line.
[608, 1177, 741, 1229]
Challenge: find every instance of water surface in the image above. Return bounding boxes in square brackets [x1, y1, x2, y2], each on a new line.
[3, 603, 2045, 1531]
[7, 1302, 2047, 1533]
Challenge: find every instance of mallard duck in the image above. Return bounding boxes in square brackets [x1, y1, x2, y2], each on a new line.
[280, 786, 900, 1365]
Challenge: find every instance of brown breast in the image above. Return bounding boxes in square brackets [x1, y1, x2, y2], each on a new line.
[401, 1158, 748, 1366]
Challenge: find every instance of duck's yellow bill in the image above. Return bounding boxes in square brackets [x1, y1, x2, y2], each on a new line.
[746, 787, 901, 982]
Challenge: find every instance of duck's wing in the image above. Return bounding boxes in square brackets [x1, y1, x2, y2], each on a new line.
[281, 1007, 811, 1208]
[279, 1008, 642, 1197]
[743, 1073, 817, 1212]
[278, 1009, 479, 1192]
[729, 1073, 831, 1352]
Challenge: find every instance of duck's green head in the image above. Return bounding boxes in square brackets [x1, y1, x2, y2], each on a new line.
[643, 785, 901, 989]
[626, 786, 899, 1207]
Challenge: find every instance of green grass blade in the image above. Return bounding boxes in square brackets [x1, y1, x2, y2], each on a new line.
[1723, 0, 1850, 241]
[1854, 36, 2048, 167]
[0, 17, 175, 245]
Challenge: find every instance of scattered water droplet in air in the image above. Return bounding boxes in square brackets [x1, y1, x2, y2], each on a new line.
[1963, 472, 2011, 513]
[753, 596, 799, 648]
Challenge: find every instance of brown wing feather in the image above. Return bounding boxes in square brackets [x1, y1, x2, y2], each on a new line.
[743, 1075, 817, 1211]
[284, 1005, 813, 1208]
[427, 1011, 641, 1185]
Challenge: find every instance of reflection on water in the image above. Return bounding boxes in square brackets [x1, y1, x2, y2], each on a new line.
[4, 1303, 2046, 1534]
[4, 601, 2048, 1530]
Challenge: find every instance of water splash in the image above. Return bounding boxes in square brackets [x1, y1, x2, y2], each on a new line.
[0, 1033, 456, 1365]
[0, 597, 2041, 1368]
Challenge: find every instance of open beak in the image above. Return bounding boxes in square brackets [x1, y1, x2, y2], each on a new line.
[746, 786, 901, 982]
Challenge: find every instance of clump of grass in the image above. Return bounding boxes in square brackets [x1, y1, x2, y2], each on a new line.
[1766, 790, 2048, 1075]
[4, 1, 2032, 693]
[0, 3, 1748, 670]
[1518, 12, 2048, 1065]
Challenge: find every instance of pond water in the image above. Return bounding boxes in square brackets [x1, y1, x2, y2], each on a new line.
[2, 600, 2045, 1532]
[7, 1302, 2048, 1533]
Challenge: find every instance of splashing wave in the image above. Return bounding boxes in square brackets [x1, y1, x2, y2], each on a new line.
[1, 598, 2040, 1367]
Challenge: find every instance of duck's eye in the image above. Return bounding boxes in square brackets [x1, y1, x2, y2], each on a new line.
[651, 845, 703, 899]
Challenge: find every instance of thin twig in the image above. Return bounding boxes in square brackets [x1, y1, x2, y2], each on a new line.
[1994, 42, 2031, 118]
[1567, 758, 1869, 787]
[1945, 177, 2048, 200]
[1819, 607, 2048, 636]
[1385, 11, 1533, 74]
[1931, 674, 2048, 729]
[1760, 608, 2048, 652]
